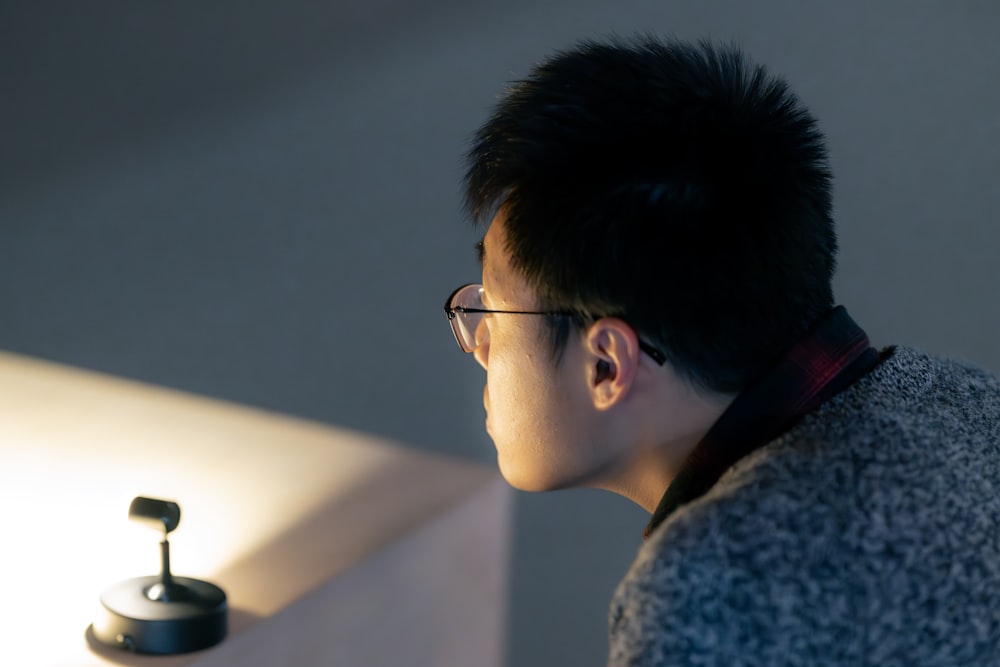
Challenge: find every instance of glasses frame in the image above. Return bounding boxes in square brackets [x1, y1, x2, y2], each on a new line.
[443, 283, 666, 365]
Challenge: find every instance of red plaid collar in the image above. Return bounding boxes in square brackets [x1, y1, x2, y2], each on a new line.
[644, 306, 882, 540]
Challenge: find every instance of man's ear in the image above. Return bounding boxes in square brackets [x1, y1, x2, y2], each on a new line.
[583, 318, 641, 410]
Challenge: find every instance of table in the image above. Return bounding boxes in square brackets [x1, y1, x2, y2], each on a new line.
[0, 351, 511, 666]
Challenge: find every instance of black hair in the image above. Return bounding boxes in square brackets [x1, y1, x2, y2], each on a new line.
[464, 35, 836, 394]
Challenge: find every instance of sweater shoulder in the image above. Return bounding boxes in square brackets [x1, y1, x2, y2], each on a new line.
[608, 347, 1000, 666]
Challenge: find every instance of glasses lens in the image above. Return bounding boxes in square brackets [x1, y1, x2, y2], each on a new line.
[449, 284, 488, 353]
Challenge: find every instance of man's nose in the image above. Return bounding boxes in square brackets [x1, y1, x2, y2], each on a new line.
[473, 338, 489, 370]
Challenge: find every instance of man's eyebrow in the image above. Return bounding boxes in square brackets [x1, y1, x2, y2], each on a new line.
[475, 239, 486, 265]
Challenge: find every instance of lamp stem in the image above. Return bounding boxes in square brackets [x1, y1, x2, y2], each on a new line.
[160, 537, 173, 590]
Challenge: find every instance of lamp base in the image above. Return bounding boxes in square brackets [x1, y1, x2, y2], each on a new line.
[93, 575, 227, 654]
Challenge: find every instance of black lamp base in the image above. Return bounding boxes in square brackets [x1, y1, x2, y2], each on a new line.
[93, 575, 227, 654]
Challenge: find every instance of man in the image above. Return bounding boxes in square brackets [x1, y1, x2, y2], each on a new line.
[443, 36, 1000, 665]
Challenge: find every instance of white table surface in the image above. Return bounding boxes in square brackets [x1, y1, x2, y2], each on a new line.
[0, 351, 512, 666]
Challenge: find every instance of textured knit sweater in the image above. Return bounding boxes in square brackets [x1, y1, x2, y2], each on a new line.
[608, 346, 1000, 666]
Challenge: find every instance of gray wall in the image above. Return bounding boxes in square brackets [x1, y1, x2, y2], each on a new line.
[3, 2, 998, 665]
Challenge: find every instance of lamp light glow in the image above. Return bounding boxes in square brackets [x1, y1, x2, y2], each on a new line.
[0, 351, 420, 666]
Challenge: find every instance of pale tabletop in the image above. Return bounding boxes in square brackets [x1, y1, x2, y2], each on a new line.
[0, 351, 510, 667]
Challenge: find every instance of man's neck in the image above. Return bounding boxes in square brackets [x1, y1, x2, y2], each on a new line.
[589, 386, 735, 512]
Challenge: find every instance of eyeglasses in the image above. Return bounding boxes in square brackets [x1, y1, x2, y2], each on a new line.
[443, 283, 666, 365]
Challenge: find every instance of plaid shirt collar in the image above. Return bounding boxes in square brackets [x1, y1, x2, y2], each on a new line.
[644, 306, 882, 540]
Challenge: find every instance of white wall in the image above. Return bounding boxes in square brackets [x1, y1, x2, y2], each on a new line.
[2, 2, 998, 665]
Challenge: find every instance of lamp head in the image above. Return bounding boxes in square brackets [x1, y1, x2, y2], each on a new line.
[128, 496, 180, 535]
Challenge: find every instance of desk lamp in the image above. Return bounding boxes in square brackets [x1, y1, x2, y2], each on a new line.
[92, 496, 227, 654]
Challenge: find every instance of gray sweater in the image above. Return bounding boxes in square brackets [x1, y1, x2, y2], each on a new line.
[608, 346, 1000, 665]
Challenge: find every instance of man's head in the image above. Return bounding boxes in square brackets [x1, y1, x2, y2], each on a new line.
[453, 36, 837, 499]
